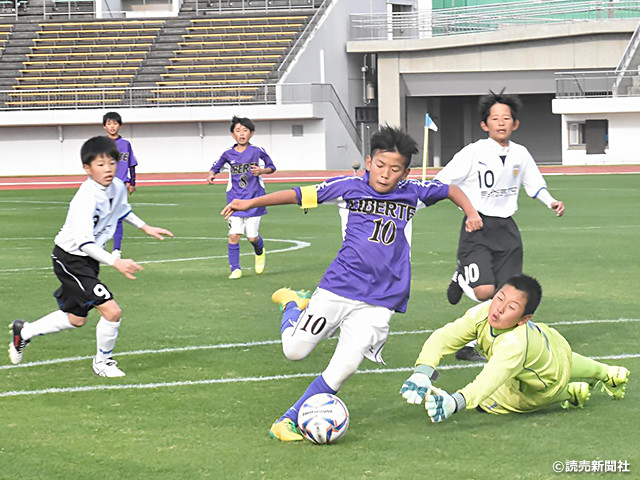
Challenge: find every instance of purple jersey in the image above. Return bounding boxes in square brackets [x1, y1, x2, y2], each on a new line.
[113, 136, 138, 185]
[294, 172, 450, 313]
[210, 144, 276, 217]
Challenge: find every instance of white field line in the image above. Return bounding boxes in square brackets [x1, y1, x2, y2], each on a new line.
[1, 318, 639, 397]
[1, 353, 638, 398]
[0, 237, 310, 273]
[0, 200, 177, 207]
[2, 317, 638, 371]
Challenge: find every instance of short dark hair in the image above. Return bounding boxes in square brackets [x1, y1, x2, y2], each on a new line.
[479, 89, 523, 123]
[502, 274, 542, 316]
[230, 115, 255, 132]
[102, 111, 122, 126]
[369, 125, 419, 168]
[81, 136, 120, 166]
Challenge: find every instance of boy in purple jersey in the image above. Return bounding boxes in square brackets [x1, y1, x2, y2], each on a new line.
[207, 116, 276, 279]
[103, 111, 139, 258]
[221, 126, 483, 441]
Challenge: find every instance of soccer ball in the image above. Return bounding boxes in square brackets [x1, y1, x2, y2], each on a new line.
[298, 393, 350, 445]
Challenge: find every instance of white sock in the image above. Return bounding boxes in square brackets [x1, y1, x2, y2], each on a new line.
[96, 317, 120, 361]
[20, 310, 75, 341]
[457, 275, 480, 303]
[465, 339, 478, 348]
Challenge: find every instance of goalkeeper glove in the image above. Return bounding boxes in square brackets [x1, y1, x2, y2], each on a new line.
[400, 364, 439, 404]
[425, 387, 466, 423]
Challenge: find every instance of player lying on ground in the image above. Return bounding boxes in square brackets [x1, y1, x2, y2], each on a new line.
[400, 274, 630, 420]
[9, 136, 173, 377]
[221, 125, 483, 441]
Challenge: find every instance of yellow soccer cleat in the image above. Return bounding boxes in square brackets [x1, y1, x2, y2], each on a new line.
[600, 366, 630, 400]
[255, 249, 266, 275]
[561, 382, 591, 409]
[228, 269, 243, 280]
[269, 418, 304, 442]
[271, 288, 311, 312]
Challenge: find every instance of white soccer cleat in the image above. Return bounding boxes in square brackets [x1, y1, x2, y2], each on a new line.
[92, 357, 126, 377]
[8, 319, 30, 365]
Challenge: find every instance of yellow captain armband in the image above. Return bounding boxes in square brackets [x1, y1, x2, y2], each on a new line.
[299, 185, 318, 210]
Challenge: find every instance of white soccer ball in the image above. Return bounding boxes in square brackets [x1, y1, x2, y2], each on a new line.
[298, 393, 350, 445]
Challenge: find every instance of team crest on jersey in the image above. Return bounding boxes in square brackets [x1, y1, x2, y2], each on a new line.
[512, 165, 520, 177]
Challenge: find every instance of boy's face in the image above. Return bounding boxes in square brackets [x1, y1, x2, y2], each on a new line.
[231, 123, 253, 146]
[365, 149, 410, 194]
[103, 119, 121, 138]
[84, 154, 117, 187]
[487, 284, 532, 330]
[480, 102, 519, 147]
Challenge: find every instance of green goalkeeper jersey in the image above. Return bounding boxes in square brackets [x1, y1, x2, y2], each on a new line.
[415, 301, 572, 411]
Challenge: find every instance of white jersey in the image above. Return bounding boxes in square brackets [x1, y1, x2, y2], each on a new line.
[435, 138, 552, 218]
[55, 178, 132, 256]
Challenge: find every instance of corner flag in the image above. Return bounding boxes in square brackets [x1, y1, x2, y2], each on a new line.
[425, 113, 438, 132]
[422, 113, 438, 181]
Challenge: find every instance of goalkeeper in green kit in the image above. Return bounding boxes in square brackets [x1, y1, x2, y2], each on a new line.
[400, 274, 630, 421]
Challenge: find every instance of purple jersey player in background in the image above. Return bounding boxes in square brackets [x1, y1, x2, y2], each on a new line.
[221, 125, 483, 441]
[103, 111, 139, 258]
[207, 116, 276, 279]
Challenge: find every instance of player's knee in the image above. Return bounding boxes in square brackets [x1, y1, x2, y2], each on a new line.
[282, 341, 311, 361]
[474, 285, 495, 301]
[98, 301, 122, 322]
[228, 234, 241, 244]
[247, 236, 258, 244]
[68, 313, 87, 327]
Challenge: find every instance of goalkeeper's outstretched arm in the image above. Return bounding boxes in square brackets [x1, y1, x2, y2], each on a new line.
[221, 189, 298, 219]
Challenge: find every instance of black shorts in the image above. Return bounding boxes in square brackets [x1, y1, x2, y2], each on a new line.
[456, 214, 523, 289]
[51, 245, 114, 317]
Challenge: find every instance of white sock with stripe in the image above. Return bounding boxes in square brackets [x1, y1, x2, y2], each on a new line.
[20, 310, 74, 341]
[457, 274, 480, 303]
[96, 317, 120, 361]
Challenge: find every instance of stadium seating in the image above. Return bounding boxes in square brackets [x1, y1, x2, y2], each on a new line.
[0, 8, 316, 108]
[9, 20, 164, 107]
[153, 14, 310, 103]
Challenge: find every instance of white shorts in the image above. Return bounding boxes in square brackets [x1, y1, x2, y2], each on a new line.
[228, 216, 261, 237]
[285, 288, 392, 365]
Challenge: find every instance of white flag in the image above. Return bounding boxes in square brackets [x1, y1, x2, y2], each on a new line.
[425, 113, 438, 132]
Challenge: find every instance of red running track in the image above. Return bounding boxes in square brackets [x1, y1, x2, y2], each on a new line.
[1, 165, 638, 190]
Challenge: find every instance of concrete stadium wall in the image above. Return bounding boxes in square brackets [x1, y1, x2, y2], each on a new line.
[0, 103, 362, 176]
[553, 97, 640, 165]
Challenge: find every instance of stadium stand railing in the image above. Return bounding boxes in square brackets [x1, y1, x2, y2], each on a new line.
[556, 69, 640, 98]
[0, 81, 356, 137]
[349, 0, 640, 41]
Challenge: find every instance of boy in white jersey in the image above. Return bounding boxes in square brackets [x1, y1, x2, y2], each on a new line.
[8, 136, 173, 377]
[221, 126, 483, 441]
[400, 274, 630, 420]
[435, 90, 565, 361]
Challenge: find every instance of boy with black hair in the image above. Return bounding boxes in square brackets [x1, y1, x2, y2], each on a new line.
[207, 116, 276, 279]
[434, 89, 565, 362]
[400, 274, 630, 421]
[103, 111, 139, 258]
[9, 136, 173, 377]
[222, 125, 483, 441]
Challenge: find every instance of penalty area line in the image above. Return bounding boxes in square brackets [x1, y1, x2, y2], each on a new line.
[1, 352, 638, 398]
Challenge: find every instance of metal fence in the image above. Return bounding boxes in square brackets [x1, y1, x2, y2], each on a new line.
[350, 0, 640, 41]
[194, 0, 319, 16]
[555, 70, 640, 98]
[0, 82, 361, 146]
